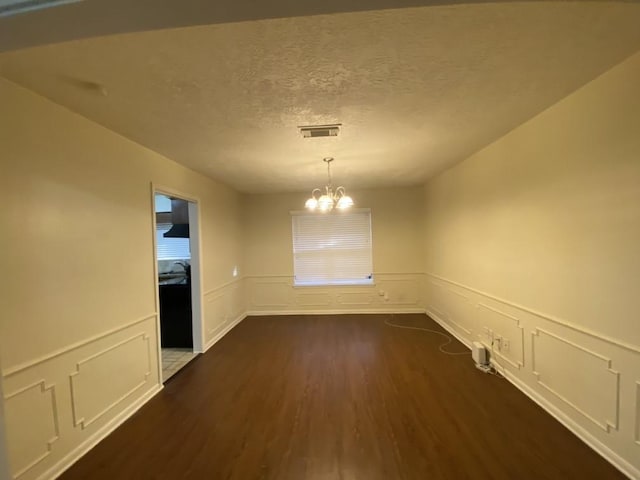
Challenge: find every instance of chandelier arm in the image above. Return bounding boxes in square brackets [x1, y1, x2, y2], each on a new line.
[324, 157, 333, 187]
[308, 157, 351, 211]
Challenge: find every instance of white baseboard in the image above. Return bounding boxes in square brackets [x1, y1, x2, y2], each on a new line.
[203, 313, 246, 352]
[425, 312, 638, 480]
[425, 309, 472, 349]
[246, 308, 426, 316]
[44, 384, 163, 480]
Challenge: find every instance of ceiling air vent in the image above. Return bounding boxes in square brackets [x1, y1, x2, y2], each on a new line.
[0, 0, 84, 18]
[299, 124, 341, 138]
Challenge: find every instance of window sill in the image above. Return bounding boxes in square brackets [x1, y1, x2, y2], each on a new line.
[293, 280, 375, 288]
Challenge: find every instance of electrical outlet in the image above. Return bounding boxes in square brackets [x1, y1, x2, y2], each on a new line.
[494, 335, 502, 350]
[502, 338, 510, 352]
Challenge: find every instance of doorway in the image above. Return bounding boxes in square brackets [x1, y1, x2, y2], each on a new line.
[153, 189, 203, 382]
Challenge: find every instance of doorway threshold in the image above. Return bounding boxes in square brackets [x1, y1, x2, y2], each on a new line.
[161, 348, 198, 381]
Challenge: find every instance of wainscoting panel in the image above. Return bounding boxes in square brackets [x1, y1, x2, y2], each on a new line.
[205, 293, 227, 338]
[1, 314, 160, 480]
[4, 381, 59, 479]
[296, 291, 331, 307]
[69, 334, 151, 429]
[425, 280, 474, 342]
[476, 303, 524, 369]
[380, 278, 420, 305]
[424, 273, 640, 479]
[250, 279, 290, 308]
[203, 278, 246, 350]
[336, 292, 375, 306]
[531, 329, 619, 432]
[636, 382, 640, 446]
[247, 273, 424, 314]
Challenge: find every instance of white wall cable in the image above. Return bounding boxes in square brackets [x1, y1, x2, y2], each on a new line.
[384, 317, 470, 356]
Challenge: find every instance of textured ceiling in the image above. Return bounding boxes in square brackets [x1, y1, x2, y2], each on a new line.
[2, 3, 640, 193]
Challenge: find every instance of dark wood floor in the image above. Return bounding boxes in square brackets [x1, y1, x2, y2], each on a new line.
[60, 314, 625, 480]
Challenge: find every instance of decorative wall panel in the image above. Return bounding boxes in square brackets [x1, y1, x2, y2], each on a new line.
[531, 329, 619, 432]
[295, 291, 331, 306]
[69, 334, 151, 429]
[636, 382, 640, 446]
[4, 381, 59, 479]
[250, 281, 289, 307]
[477, 303, 524, 369]
[336, 292, 375, 306]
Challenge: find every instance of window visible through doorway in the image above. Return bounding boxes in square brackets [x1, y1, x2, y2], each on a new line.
[291, 210, 373, 286]
[156, 224, 190, 260]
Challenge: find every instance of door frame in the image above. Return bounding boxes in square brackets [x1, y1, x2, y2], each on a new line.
[150, 184, 204, 383]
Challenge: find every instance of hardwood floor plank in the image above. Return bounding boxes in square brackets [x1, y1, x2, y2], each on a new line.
[59, 314, 625, 479]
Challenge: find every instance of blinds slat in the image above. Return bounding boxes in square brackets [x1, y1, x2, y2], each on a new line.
[291, 211, 373, 285]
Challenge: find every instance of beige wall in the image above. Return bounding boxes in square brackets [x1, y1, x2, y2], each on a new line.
[421, 51, 640, 477]
[2, 47, 639, 480]
[244, 187, 424, 276]
[0, 78, 244, 479]
[243, 188, 425, 313]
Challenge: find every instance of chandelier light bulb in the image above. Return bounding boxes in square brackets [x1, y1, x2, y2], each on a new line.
[318, 195, 334, 211]
[336, 195, 353, 209]
[305, 197, 318, 210]
[305, 157, 354, 213]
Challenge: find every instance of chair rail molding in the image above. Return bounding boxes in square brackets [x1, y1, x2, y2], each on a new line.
[425, 273, 640, 355]
[424, 272, 639, 477]
[2, 313, 157, 378]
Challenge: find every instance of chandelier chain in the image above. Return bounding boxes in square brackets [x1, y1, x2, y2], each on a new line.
[305, 157, 354, 212]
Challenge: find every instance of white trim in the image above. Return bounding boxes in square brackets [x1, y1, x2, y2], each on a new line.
[426, 310, 638, 480]
[43, 385, 162, 480]
[426, 273, 640, 355]
[2, 314, 157, 378]
[3, 380, 59, 478]
[425, 309, 472, 349]
[531, 328, 620, 433]
[203, 314, 246, 352]
[636, 382, 640, 446]
[152, 185, 200, 204]
[246, 308, 426, 316]
[187, 201, 204, 353]
[149, 184, 164, 389]
[69, 334, 151, 430]
[0, 354, 12, 480]
[151, 184, 205, 362]
[499, 369, 639, 480]
[202, 276, 244, 297]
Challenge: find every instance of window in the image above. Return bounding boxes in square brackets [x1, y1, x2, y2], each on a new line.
[156, 223, 191, 260]
[292, 210, 373, 286]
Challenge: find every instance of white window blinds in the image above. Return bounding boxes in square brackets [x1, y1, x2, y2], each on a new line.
[291, 210, 373, 286]
[156, 224, 191, 260]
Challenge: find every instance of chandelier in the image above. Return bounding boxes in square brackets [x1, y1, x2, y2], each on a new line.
[305, 157, 354, 212]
